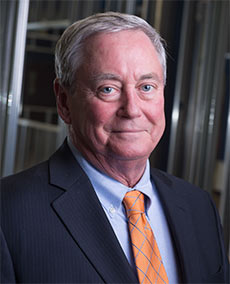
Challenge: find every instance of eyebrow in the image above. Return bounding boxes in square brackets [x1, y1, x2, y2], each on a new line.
[138, 73, 162, 83]
[90, 72, 162, 84]
[90, 73, 122, 84]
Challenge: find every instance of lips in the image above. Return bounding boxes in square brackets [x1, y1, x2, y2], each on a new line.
[112, 129, 145, 133]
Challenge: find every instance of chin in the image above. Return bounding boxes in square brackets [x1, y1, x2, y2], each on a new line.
[107, 146, 152, 161]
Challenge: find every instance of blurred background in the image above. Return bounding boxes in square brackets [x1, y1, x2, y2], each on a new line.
[1, 0, 229, 254]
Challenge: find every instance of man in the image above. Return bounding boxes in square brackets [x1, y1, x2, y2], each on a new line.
[1, 12, 229, 283]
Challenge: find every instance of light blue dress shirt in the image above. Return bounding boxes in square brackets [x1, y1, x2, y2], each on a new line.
[68, 139, 180, 283]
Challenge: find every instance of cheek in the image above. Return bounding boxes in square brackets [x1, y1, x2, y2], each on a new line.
[78, 100, 115, 138]
[147, 97, 165, 123]
[82, 102, 117, 148]
[87, 102, 110, 126]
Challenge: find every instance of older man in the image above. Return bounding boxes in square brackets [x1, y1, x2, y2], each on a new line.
[1, 12, 229, 283]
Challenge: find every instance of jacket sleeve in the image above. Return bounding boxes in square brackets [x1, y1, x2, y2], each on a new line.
[1, 227, 16, 283]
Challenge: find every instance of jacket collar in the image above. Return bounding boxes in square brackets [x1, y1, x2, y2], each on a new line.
[150, 168, 202, 283]
[49, 141, 138, 283]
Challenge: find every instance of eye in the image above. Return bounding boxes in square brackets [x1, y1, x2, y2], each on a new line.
[101, 86, 114, 94]
[97, 85, 120, 101]
[141, 84, 153, 92]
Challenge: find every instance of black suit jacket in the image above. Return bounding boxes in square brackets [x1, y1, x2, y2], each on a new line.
[1, 141, 229, 283]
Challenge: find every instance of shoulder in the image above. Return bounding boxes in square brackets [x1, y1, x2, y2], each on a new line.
[150, 168, 223, 242]
[1, 140, 71, 197]
[151, 168, 208, 197]
[150, 168, 217, 219]
[1, 161, 49, 194]
[1, 161, 54, 214]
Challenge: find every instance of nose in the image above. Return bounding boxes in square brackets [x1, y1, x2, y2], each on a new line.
[117, 88, 142, 119]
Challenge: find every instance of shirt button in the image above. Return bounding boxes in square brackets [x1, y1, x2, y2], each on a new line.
[109, 206, 116, 215]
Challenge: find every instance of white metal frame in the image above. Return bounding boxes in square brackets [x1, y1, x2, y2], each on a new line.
[2, 0, 30, 176]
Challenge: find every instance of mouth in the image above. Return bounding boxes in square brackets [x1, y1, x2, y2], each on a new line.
[112, 129, 146, 137]
[112, 130, 145, 134]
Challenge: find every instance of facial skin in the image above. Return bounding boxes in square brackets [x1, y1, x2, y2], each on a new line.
[55, 30, 165, 187]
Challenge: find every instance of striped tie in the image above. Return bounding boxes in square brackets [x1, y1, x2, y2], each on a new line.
[123, 190, 169, 284]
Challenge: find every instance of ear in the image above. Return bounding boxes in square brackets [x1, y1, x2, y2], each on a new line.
[53, 78, 71, 124]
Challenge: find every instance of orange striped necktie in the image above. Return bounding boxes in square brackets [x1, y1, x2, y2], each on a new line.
[123, 190, 169, 284]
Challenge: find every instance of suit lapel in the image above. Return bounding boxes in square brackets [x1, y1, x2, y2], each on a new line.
[49, 142, 137, 283]
[151, 169, 202, 283]
[49, 142, 203, 282]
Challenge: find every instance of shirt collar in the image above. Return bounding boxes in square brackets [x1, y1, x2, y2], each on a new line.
[67, 137, 153, 212]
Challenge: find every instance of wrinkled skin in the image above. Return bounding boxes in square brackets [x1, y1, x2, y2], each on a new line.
[54, 30, 165, 187]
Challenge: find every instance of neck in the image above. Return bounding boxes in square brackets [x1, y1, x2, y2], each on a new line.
[70, 139, 147, 188]
[86, 153, 147, 188]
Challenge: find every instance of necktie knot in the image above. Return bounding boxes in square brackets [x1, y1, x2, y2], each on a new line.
[123, 190, 145, 218]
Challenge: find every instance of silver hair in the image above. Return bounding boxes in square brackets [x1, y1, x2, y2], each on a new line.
[55, 12, 167, 92]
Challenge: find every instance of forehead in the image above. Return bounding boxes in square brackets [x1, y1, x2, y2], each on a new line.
[84, 29, 155, 55]
[76, 30, 164, 85]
